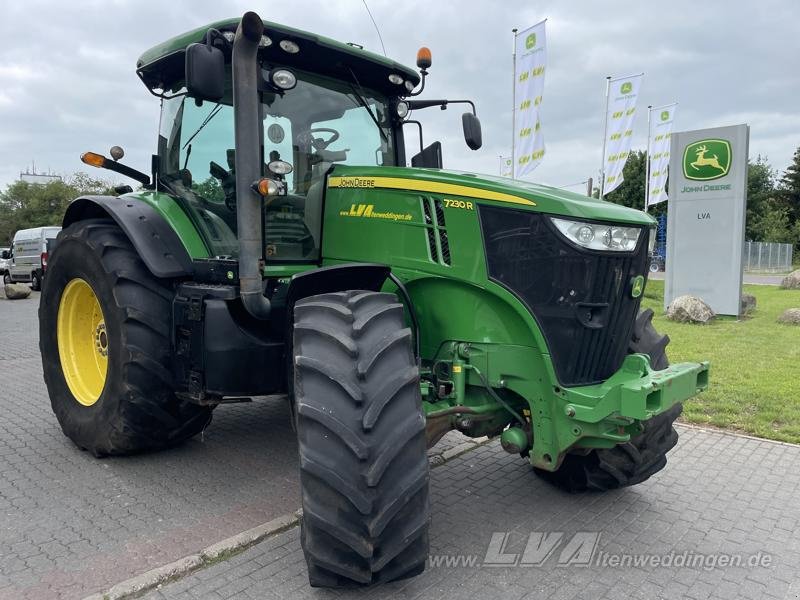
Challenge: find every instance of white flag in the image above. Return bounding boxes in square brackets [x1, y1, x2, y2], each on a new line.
[513, 20, 546, 177]
[647, 104, 677, 206]
[602, 73, 643, 195]
[499, 155, 513, 178]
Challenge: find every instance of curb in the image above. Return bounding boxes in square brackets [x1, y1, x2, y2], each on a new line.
[82, 513, 299, 600]
[83, 435, 493, 600]
[676, 422, 800, 448]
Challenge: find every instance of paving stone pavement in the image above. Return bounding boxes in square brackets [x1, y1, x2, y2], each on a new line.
[142, 427, 800, 600]
[0, 292, 475, 600]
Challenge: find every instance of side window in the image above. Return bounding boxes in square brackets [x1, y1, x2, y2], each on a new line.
[180, 103, 236, 201]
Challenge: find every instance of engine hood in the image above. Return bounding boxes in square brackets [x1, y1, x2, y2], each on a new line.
[329, 165, 655, 227]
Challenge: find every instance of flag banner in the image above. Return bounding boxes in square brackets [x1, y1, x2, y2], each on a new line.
[602, 73, 643, 195]
[513, 20, 546, 177]
[499, 155, 513, 178]
[647, 103, 677, 206]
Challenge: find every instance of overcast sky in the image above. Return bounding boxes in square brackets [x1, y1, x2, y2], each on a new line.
[1, 0, 798, 192]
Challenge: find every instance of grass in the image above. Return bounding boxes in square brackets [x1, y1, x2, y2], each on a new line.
[639, 279, 800, 443]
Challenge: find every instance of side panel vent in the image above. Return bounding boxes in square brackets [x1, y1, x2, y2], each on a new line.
[421, 198, 438, 261]
[433, 199, 451, 265]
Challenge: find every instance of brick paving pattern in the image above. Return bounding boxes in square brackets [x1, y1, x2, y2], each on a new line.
[3, 291, 799, 599]
[143, 428, 800, 600]
[0, 292, 300, 599]
[0, 293, 476, 600]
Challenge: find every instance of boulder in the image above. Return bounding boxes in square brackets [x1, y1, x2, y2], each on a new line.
[666, 295, 715, 324]
[780, 270, 800, 290]
[741, 293, 757, 314]
[777, 308, 800, 325]
[4, 283, 32, 300]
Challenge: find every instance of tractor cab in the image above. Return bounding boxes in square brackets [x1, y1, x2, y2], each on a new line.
[155, 62, 400, 261]
[134, 17, 452, 264]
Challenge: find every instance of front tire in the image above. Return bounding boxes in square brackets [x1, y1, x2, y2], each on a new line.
[535, 309, 680, 492]
[39, 219, 212, 456]
[293, 291, 430, 587]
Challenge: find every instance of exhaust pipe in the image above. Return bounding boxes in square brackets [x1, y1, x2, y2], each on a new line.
[232, 11, 271, 320]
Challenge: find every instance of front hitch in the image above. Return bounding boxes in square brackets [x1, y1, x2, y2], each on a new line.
[531, 355, 710, 470]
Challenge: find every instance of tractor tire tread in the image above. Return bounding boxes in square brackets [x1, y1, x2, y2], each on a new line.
[294, 290, 429, 587]
[39, 219, 211, 456]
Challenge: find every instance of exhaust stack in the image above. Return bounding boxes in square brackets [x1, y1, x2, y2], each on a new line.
[232, 12, 271, 320]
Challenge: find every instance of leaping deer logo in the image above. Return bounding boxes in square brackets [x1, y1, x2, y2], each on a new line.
[690, 144, 726, 173]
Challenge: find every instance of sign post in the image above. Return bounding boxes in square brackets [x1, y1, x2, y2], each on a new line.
[665, 124, 749, 316]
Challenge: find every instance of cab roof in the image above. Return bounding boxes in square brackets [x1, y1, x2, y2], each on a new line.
[136, 17, 420, 96]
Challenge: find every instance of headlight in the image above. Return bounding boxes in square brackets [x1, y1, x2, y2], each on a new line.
[267, 160, 293, 175]
[648, 227, 656, 253]
[550, 217, 641, 252]
[396, 101, 409, 118]
[279, 39, 300, 54]
[270, 69, 296, 90]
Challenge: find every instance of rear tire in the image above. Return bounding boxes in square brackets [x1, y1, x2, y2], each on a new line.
[31, 271, 41, 291]
[535, 309, 680, 492]
[39, 219, 212, 456]
[293, 290, 430, 587]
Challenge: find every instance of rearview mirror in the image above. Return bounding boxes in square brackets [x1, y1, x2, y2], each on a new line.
[1, 250, 9, 259]
[185, 42, 225, 102]
[462, 112, 482, 150]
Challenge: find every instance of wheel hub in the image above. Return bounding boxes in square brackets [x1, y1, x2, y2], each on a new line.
[94, 322, 108, 357]
[57, 278, 109, 406]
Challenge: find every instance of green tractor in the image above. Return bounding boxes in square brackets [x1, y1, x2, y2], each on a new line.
[40, 11, 709, 587]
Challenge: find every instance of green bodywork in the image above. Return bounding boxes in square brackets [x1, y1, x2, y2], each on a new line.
[319, 165, 708, 469]
[123, 163, 709, 470]
[121, 19, 709, 471]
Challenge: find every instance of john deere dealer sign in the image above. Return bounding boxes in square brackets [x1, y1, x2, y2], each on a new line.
[665, 125, 749, 316]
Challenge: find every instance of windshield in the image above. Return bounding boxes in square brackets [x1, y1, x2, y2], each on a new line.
[158, 69, 396, 261]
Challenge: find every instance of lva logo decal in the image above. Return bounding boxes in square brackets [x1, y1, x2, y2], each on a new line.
[683, 139, 731, 181]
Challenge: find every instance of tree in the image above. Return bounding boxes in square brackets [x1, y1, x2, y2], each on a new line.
[604, 149, 647, 210]
[0, 172, 114, 245]
[778, 146, 800, 228]
[745, 156, 778, 241]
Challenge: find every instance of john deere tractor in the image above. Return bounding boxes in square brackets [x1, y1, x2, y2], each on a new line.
[40, 12, 709, 587]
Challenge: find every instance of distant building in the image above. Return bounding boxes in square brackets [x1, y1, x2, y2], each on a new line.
[19, 167, 62, 185]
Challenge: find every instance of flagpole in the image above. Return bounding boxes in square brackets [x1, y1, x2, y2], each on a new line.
[511, 28, 518, 179]
[645, 105, 652, 214]
[599, 76, 611, 199]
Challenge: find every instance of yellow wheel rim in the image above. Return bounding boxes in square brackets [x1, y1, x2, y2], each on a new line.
[57, 278, 109, 407]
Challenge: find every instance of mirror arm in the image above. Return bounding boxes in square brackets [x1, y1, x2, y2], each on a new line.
[402, 120, 424, 154]
[100, 159, 152, 187]
[406, 99, 476, 115]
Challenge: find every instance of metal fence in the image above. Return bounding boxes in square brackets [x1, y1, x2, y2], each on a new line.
[743, 241, 794, 272]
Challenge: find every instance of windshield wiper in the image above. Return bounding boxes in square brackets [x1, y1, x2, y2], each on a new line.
[346, 67, 388, 143]
[182, 103, 223, 149]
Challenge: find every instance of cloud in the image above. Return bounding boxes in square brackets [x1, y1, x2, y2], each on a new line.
[0, 0, 797, 191]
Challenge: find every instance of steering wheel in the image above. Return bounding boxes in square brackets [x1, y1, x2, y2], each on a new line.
[304, 127, 340, 151]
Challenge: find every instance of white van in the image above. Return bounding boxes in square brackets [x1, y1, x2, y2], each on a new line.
[0, 247, 11, 284]
[5, 227, 62, 290]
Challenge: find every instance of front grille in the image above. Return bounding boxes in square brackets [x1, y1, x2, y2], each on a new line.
[479, 205, 648, 386]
